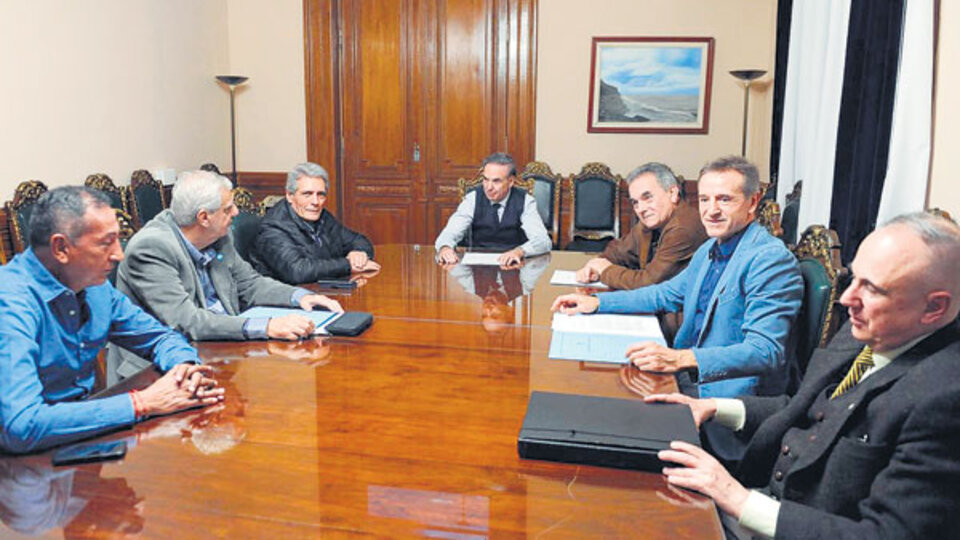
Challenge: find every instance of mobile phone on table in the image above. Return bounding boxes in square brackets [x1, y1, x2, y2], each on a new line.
[52, 440, 127, 466]
[315, 278, 358, 290]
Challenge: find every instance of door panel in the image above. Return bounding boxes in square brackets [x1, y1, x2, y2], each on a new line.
[323, 0, 536, 245]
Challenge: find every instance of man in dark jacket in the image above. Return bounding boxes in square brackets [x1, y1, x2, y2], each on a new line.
[250, 163, 379, 283]
[645, 212, 960, 539]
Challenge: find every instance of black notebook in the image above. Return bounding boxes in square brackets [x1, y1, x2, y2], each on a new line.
[517, 391, 700, 471]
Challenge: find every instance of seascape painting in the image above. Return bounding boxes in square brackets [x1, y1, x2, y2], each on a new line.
[588, 37, 714, 134]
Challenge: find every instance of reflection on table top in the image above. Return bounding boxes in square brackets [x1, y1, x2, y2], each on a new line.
[0, 245, 722, 539]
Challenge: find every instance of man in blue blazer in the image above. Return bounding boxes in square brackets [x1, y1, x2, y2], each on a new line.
[554, 155, 802, 400]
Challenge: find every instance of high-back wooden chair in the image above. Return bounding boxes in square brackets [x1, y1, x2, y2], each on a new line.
[565, 162, 621, 252]
[85, 173, 129, 215]
[230, 187, 263, 262]
[6, 180, 49, 253]
[129, 169, 166, 227]
[792, 225, 846, 376]
[520, 161, 562, 248]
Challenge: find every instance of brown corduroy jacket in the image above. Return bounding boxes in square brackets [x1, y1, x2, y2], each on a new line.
[599, 202, 707, 290]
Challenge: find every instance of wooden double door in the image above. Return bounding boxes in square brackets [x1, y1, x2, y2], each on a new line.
[306, 0, 537, 245]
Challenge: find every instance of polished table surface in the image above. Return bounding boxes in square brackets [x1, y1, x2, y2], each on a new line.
[0, 245, 722, 539]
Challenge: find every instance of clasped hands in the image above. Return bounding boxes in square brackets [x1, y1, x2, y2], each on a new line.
[138, 363, 224, 418]
[550, 293, 697, 372]
[266, 294, 344, 340]
[346, 250, 381, 273]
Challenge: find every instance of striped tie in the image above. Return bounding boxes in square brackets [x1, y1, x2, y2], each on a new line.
[830, 346, 874, 399]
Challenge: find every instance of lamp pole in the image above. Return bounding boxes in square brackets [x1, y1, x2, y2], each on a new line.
[729, 70, 766, 157]
[215, 75, 249, 186]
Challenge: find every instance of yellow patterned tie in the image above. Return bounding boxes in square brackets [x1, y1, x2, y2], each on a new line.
[830, 346, 874, 399]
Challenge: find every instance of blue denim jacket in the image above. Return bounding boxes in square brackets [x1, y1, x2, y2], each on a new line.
[0, 249, 197, 453]
[598, 222, 803, 398]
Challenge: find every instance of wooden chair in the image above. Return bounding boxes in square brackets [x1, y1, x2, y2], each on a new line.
[565, 162, 621, 252]
[200, 162, 223, 175]
[259, 195, 285, 215]
[756, 198, 783, 239]
[85, 173, 129, 214]
[6, 180, 49, 253]
[792, 225, 846, 375]
[520, 161, 562, 248]
[129, 169, 166, 227]
[456, 170, 534, 201]
[230, 187, 263, 262]
[107, 209, 138, 286]
[927, 207, 955, 222]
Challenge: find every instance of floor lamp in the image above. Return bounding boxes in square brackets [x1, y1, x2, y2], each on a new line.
[215, 75, 249, 185]
[729, 70, 766, 156]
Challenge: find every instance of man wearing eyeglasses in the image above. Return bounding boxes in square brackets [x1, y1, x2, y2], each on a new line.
[250, 162, 379, 283]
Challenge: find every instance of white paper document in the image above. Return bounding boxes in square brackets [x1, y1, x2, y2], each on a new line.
[549, 312, 665, 363]
[549, 270, 609, 289]
[459, 252, 505, 266]
[239, 307, 342, 335]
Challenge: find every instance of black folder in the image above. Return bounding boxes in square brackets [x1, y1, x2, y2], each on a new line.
[517, 391, 700, 471]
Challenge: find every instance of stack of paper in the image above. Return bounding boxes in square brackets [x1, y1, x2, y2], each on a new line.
[548, 312, 664, 364]
[459, 252, 503, 266]
[549, 270, 609, 289]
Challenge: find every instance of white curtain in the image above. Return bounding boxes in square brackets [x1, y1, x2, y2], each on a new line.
[776, 0, 852, 232]
[876, 0, 934, 223]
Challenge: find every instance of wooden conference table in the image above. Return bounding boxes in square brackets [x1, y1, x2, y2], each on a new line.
[0, 245, 723, 539]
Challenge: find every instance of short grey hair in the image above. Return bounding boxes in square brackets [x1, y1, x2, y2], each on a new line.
[883, 212, 960, 263]
[481, 152, 517, 177]
[626, 162, 681, 193]
[170, 170, 233, 226]
[286, 163, 329, 194]
[698, 155, 761, 197]
[29, 186, 112, 247]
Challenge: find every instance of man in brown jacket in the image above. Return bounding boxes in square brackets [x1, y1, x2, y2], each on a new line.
[576, 162, 707, 290]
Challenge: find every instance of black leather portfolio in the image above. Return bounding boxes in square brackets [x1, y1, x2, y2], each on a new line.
[517, 391, 700, 471]
[326, 311, 373, 336]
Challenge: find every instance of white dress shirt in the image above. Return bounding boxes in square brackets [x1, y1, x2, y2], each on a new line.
[434, 189, 551, 256]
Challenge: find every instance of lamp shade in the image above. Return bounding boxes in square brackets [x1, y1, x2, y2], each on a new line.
[729, 69, 767, 82]
[216, 75, 249, 86]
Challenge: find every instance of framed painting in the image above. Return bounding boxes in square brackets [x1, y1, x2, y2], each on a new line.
[587, 37, 715, 134]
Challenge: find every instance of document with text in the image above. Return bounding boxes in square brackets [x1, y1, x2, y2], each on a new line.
[549, 312, 665, 363]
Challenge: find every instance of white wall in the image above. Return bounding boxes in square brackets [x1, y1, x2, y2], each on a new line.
[226, 0, 308, 172]
[929, 0, 960, 216]
[0, 0, 230, 191]
[536, 0, 779, 181]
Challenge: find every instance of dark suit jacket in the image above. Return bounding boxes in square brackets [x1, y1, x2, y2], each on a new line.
[250, 201, 374, 283]
[736, 320, 960, 538]
[598, 203, 706, 290]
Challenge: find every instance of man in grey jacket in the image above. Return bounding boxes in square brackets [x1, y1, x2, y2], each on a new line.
[110, 170, 341, 382]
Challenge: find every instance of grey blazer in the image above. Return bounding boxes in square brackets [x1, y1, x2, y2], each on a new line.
[111, 210, 300, 380]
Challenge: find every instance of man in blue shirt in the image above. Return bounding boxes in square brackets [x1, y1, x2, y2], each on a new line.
[552, 156, 802, 400]
[0, 187, 224, 454]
